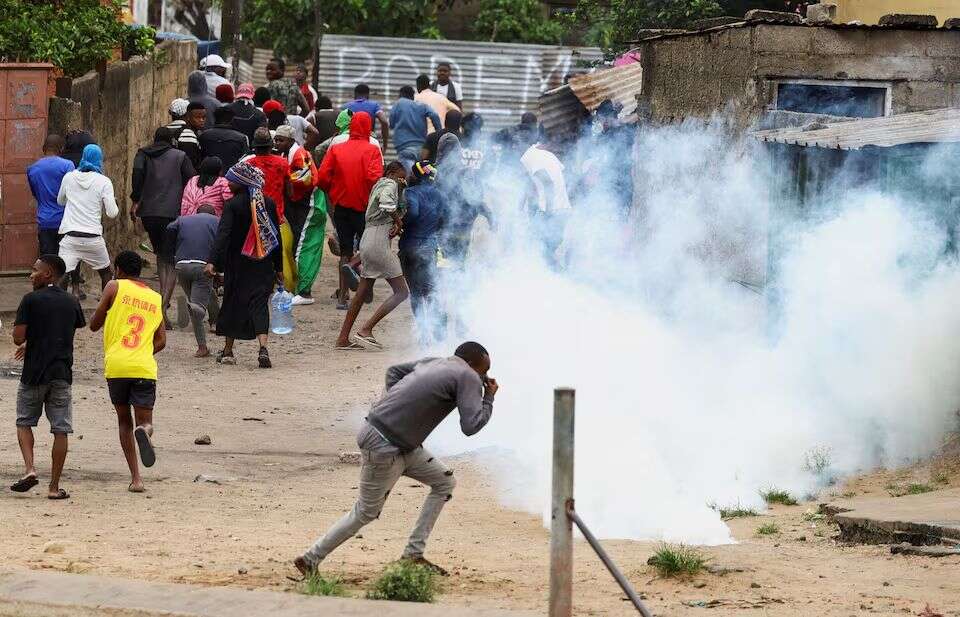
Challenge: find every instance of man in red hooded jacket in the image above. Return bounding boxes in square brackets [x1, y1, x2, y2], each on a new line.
[317, 111, 384, 308]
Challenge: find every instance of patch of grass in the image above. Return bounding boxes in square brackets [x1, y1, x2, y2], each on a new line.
[905, 483, 935, 495]
[801, 509, 825, 522]
[302, 572, 347, 597]
[756, 522, 780, 536]
[933, 471, 950, 484]
[759, 488, 798, 506]
[719, 506, 759, 520]
[366, 561, 438, 603]
[646, 543, 707, 578]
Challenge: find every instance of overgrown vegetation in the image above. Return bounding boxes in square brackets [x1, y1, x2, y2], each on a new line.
[718, 505, 758, 520]
[241, 0, 445, 61]
[366, 561, 438, 603]
[473, 0, 564, 44]
[302, 572, 347, 597]
[647, 543, 708, 578]
[756, 522, 780, 536]
[760, 488, 798, 506]
[0, 0, 155, 77]
[887, 482, 936, 497]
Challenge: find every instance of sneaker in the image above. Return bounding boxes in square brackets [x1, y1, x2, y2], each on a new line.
[258, 347, 272, 369]
[293, 556, 316, 578]
[291, 294, 315, 306]
[401, 556, 449, 576]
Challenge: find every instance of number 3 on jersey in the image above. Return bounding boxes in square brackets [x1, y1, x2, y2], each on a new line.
[122, 314, 146, 349]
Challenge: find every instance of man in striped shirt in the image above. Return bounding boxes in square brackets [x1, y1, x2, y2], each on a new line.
[165, 98, 202, 169]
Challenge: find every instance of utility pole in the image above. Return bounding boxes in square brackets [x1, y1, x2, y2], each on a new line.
[220, 0, 243, 84]
[311, 0, 323, 92]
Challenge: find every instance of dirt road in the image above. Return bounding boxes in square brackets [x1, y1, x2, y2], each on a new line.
[0, 262, 957, 616]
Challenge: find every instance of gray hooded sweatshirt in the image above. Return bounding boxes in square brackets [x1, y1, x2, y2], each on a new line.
[188, 70, 219, 129]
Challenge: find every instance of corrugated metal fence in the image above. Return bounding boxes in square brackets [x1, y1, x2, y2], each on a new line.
[239, 35, 602, 137]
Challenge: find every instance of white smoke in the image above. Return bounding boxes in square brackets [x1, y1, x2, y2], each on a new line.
[423, 119, 960, 544]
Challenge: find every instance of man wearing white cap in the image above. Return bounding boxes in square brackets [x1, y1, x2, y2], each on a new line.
[203, 54, 230, 97]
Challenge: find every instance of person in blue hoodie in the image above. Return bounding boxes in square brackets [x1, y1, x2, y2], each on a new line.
[27, 135, 75, 258]
[399, 161, 446, 344]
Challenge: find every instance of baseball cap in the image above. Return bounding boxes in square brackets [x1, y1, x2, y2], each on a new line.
[204, 54, 229, 69]
[274, 124, 295, 139]
[235, 83, 255, 99]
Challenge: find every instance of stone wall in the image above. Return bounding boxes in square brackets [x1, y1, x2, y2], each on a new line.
[637, 24, 960, 129]
[47, 39, 196, 256]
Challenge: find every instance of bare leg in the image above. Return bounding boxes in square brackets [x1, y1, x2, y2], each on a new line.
[338, 253, 352, 305]
[48, 433, 68, 496]
[134, 406, 154, 437]
[16, 426, 36, 480]
[358, 276, 409, 338]
[96, 267, 112, 290]
[222, 337, 235, 356]
[256, 333, 268, 348]
[114, 404, 142, 491]
[336, 278, 373, 346]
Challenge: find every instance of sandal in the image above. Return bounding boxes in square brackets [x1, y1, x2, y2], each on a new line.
[354, 333, 383, 350]
[216, 351, 236, 365]
[10, 475, 38, 492]
[48, 488, 70, 500]
[258, 347, 272, 369]
[128, 483, 145, 493]
[135, 426, 156, 468]
[335, 342, 367, 351]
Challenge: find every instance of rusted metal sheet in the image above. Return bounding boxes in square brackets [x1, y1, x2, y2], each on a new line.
[568, 62, 643, 117]
[0, 63, 52, 272]
[539, 84, 587, 140]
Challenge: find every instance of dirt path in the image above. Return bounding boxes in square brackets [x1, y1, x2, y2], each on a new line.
[0, 262, 958, 616]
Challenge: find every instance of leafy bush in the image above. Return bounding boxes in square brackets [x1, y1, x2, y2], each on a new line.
[302, 572, 347, 597]
[647, 543, 707, 578]
[0, 0, 155, 77]
[473, 0, 565, 44]
[366, 561, 438, 603]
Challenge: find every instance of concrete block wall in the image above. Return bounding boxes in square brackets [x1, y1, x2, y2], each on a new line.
[49, 40, 197, 258]
[638, 24, 960, 128]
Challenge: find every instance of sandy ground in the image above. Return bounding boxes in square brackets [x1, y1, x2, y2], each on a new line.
[0, 257, 958, 617]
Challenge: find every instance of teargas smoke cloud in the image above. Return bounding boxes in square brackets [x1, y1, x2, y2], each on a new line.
[423, 118, 960, 544]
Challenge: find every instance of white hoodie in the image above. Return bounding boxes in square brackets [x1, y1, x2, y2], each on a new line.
[57, 170, 119, 235]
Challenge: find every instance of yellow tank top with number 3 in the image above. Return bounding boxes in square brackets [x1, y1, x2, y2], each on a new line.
[103, 279, 163, 380]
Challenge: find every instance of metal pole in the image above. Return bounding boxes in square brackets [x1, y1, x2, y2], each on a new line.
[550, 388, 575, 617]
[567, 505, 654, 617]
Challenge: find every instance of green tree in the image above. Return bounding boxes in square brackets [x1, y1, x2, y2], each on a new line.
[0, 0, 155, 77]
[241, 0, 446, 62]
[473, 0, 564, 44]
[571, 0, 722, 52]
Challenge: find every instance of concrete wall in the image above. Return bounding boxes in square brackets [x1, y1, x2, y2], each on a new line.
[637, 24, 960, 129]
[834, 0, 960, 25]
[48, 40, 196, 257]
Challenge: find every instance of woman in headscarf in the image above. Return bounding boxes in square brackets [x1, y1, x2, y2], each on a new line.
[180, 156, 232, 216]
[204, 161, 283, 368]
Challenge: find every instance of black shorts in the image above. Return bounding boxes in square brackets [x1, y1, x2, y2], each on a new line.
[37, 229, 63, 257]
[140, 216, 175, 264]
[107, 378, 157, 409]
[333, 207, 365, 256]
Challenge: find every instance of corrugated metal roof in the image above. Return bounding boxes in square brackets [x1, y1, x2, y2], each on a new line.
[752, 107, 960, 149]
[539, 84, 587, 139]
[539, 62, 643, 139]
[568, 62, 642, 116]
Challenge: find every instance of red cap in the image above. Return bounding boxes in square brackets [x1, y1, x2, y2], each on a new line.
[215, 83, 235, 103]
[263, 100, 285, 115]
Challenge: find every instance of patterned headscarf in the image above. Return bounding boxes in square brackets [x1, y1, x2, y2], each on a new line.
[225, 162, 279, 260]
[78, 144, 103, 174]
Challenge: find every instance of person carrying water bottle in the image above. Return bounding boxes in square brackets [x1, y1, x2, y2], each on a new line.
[205, 161, 283, 368]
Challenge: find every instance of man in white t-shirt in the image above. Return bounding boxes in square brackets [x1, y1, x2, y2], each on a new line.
[431, 62, 463, 109]
[520, 141, 571, 267]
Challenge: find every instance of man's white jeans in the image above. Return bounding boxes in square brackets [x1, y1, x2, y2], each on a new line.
[304, 446, 456, 566]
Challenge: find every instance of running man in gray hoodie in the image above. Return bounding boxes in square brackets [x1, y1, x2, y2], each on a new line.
[295, 341, 499, 577]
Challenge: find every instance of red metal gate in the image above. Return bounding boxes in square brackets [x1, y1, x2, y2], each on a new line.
[0, 63, 53, 272]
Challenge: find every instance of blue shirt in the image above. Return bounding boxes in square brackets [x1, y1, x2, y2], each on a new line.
[399, 182, 445, 254]
[389, 98, 442, 153]
[27, 156, 75, 229]
[344, 98, 382, 126]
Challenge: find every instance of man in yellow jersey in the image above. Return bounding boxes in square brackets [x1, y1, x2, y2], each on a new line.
[90, 251, 166, 493]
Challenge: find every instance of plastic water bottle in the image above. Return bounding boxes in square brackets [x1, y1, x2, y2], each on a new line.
[270, 286, 294, 335]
